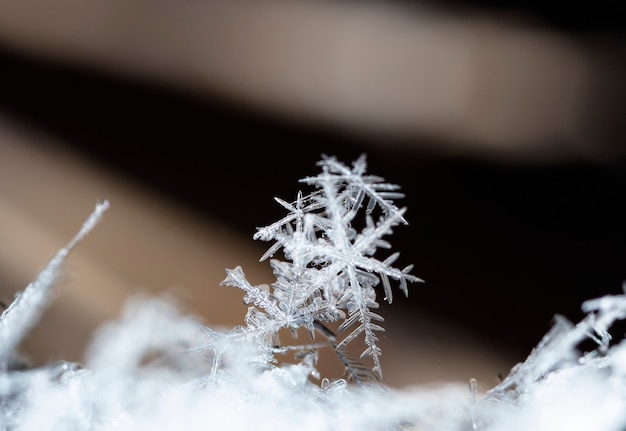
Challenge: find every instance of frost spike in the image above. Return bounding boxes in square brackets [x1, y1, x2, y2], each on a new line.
[0, 200, 109, 367]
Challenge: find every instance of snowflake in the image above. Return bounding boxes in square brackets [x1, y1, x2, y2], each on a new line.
[219, 154, 422, 383]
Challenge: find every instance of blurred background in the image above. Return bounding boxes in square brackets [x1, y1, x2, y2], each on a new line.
[0, 0, 624, 389]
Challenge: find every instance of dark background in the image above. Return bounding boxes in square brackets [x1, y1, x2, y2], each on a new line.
[0, 1, 624, 361]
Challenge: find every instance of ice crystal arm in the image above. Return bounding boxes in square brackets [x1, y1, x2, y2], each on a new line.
[0, 200, 109, 366]
[254, 192, 324, 245]
[300, 154, 409, 223]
